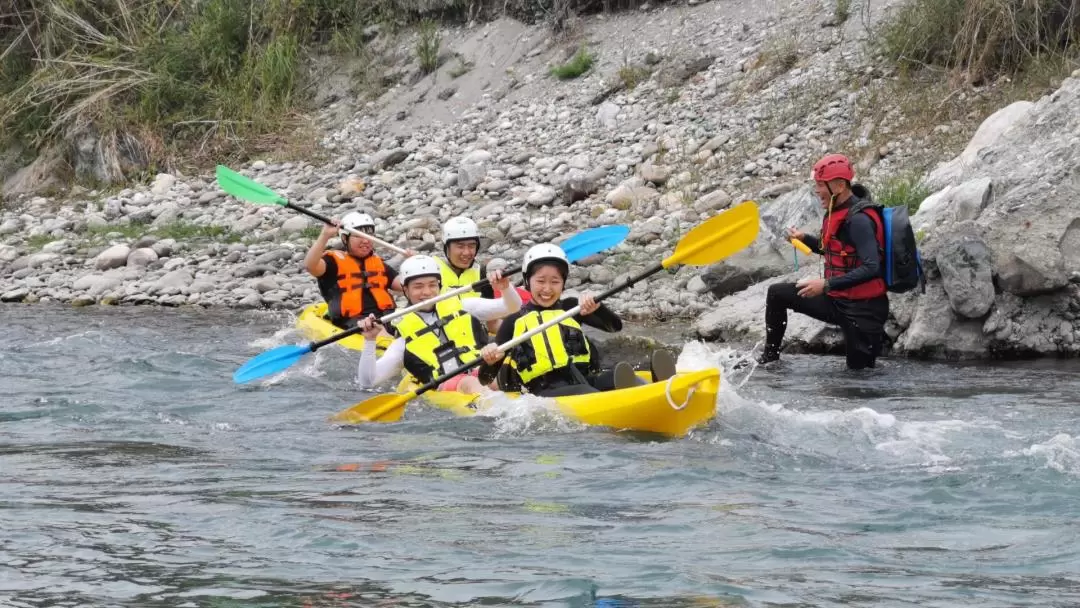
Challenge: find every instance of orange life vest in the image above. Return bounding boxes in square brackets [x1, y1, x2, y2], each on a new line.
[327, 250, 394, 320]
[821, 205, 887, 300]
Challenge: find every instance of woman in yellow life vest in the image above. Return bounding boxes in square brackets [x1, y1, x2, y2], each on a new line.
[355, 255, 521, 395]
[477, 243, 676, 398]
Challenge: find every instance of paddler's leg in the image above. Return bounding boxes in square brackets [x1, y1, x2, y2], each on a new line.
[440, 369, 484, 394]
[761, 282, 841, 364]
[649, 349, 676, 382]
[590, 363, 646, 391]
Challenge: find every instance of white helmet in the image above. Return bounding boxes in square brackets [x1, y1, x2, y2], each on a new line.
[339, 211, 375, 240]
[523, 243, 569, 279]
[399, 255, 443, 285]
[442, 216, 481, 245]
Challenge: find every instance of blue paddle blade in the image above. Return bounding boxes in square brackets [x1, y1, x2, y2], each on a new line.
[233, 344, 312, 384]
[561, 224, 630, 262]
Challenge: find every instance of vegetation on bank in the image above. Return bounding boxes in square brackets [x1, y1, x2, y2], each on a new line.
[0, 0, 404, 184]
[877, 0, 1080, 84]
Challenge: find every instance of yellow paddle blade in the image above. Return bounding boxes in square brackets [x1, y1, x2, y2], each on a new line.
[663, 200, 760, 268]
[329, 393, 412, 424]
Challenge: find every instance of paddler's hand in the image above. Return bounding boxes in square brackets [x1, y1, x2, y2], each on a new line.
[359, 314, 382, 340]
[488, 268, 510, 292]
[319, 222, 339, 241]
[796, 278, 827, 298]
[784, 227, 805, 242]
[404, 248, 418, 258]
[579, 292, 599, 315]
[480, 343, 503, 365]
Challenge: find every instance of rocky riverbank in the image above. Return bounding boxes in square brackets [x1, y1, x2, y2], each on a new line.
[2, 0, 1078, 360]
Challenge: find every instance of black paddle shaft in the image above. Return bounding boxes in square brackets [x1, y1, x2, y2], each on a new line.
[408, 260, 667, 399]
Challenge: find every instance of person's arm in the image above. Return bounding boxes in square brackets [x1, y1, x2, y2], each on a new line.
[305, 224, 339, 277]
[801, 233, 822, 254]
[357, 338, 405, 388]
[386, 264, 403, 292]
[825, 213, 882, 291]
[478, 312, 517, 384]
[461, 280, 522, 321]
[562, 297, 622, 332]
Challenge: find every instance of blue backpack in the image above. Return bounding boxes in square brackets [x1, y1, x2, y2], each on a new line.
[880, 206, 924, 293]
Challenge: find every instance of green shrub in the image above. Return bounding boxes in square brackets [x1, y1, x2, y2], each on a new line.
[551, 47, 595, 79]
[869, 172, 932, 215]
[415, 19, 441, 74]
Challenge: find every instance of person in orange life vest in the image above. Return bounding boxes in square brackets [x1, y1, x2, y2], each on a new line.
[303, 211, 411, 331]
[355, 255, 521, 394]
[759, 153, 889, 370]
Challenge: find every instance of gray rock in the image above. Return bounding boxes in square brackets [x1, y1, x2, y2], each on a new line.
[370, 148, 409, 171]
[1, 288, 29, 302]
[126, 248, 159, 268]
[254, 248, 294, 265]
[234, 265, 276, 278]
[935, 230, 995, 318]
[72, 273, 122, 297]
[95, 244, 131, 270]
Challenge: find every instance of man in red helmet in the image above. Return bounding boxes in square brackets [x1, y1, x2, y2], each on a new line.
[758, 153, 890, 370]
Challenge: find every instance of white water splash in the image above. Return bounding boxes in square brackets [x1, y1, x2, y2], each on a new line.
[676, 341, 1001, 466]
[33, 330, 103, 347]
[1011, 433, 1080, 476]
[477, 391, 587, 437]
[249, 323, 303, 350]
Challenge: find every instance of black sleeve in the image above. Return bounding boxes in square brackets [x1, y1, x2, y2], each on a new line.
[478, 262, 495, 299]
[826, 212, 882, 292]
[478, 310, 518, 385]
[317, 253, 338, 294]
[384, 262, 398, 283]
[562, 297, 622, 332]
[802, 234, 822, 254]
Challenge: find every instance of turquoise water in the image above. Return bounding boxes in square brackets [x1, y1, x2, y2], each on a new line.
[2, 305, 1079, 607]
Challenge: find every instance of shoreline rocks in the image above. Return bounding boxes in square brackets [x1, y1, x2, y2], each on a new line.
[3, 3, 1079, 362]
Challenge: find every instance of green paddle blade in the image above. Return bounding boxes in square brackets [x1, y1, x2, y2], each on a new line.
[216, 165, 288, 206]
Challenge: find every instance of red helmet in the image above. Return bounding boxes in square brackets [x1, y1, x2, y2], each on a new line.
[812, 154, 854, 183]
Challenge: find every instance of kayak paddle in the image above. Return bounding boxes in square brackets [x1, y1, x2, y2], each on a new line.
[329, 200, 760, 424]
[215, 165, 409, 255]
[232, 224, 631, 384]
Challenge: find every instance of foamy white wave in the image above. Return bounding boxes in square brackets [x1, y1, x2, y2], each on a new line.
[1014, 433, 1080, 476]
[249, 323, 302, 350]
[679, 341, 997, 465]
[474, 391, 587, 437]
[35, 330, 103, 347]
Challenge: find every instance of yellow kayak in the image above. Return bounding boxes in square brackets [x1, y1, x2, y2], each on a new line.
[296, 302, 395, 352]
[394, 368, 720, 436]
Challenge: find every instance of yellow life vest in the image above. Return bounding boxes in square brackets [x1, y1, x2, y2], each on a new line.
[508, 309, 592, 385]
[393, 297, 483, 382]
[436, 257, 482, 300]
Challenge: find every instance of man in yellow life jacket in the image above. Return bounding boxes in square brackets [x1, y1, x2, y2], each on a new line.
[303, 211, 404, 334]
[437, 216, 527, 335]
[356, 254, 522, 395]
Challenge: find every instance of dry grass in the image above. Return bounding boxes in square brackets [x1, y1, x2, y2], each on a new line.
[877, 0, 1080, 84]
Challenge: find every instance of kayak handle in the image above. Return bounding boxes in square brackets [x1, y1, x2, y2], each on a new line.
[665, 374, 698, 411]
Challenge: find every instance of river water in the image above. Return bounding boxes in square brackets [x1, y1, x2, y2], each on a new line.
[2, 305, 1079, 608]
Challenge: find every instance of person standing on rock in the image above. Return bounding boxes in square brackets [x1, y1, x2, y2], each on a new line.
[355, 255, 520, 394]
[758, 154, 889, 370]
[303, 212, 407, 340]
[437, 216, 530, 335]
